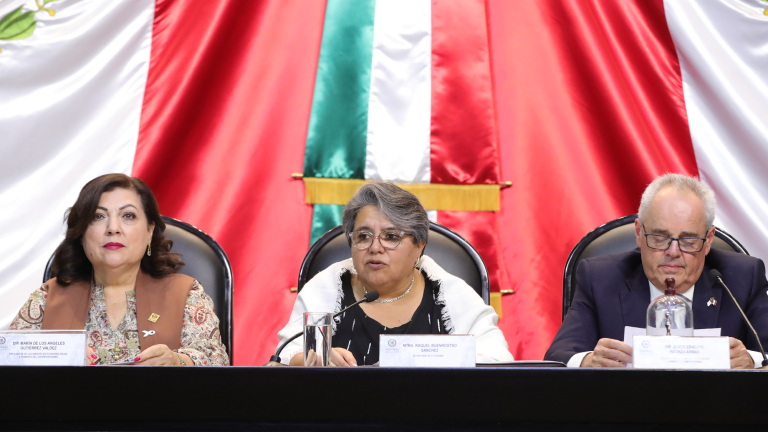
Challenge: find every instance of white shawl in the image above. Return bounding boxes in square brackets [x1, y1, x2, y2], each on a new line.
[275, 256, 514, 364]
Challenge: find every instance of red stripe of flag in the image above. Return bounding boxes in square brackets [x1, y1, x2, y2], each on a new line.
[430, 1, 510, 320]
[430, 0, 499, 185]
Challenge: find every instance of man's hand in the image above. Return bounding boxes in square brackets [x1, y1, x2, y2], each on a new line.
[729, 337, 754, 369]
[581, 338, 633, 368]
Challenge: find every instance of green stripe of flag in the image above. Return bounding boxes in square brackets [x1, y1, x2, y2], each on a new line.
[303, 0, 376, 179]
[310, 204, 345, 246]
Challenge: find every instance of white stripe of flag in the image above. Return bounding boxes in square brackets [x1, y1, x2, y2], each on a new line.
[666, 0, 768, 263]
[365, 0, 432, 184]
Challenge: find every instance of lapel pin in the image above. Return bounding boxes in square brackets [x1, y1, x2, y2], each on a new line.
[142, 330, 156, 338]
[707, 297, 717, 307]
[148, 313, 160, 323]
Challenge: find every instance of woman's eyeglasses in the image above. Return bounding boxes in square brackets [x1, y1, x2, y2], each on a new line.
[349, 230, 409, 250]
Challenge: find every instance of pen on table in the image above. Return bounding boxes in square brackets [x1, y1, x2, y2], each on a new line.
[107, 361, 137, 365]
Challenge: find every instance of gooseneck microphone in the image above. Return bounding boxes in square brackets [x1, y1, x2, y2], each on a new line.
[710, 269, 768, 367]
[268, 290, 379, 364]
[334, 290, 380, 318]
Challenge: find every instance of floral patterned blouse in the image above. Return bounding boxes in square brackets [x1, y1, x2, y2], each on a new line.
[9, 280, 229, 366]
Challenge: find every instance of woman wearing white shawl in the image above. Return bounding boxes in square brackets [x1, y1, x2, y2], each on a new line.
[276, 183, 513, 366]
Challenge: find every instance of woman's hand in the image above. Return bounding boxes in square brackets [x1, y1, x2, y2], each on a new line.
[289, 348, 357, 366]
[134, 344, 188, 366]
[299, 349, 322, 366]
[289, 352, 304, 366]
[330, 348, 357, 367]
[86, 347, 98, 366]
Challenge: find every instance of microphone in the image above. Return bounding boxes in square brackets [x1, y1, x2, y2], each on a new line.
[267, 290, 379, 365]
[334, 290, 379, 318]
[710, 269, 768, 367]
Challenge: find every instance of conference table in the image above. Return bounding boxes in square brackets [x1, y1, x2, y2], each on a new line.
[2, 365, 766, 430]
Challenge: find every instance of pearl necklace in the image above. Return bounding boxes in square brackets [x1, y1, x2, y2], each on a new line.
[363, 272, 415, 304]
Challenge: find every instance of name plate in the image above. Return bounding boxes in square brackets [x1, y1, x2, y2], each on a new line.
[633, 335, 729, 369]
[0, 330, 87, 366]
[379, 335, 475, 367]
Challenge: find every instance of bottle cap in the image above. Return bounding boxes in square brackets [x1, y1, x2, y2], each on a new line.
[665, 277, 676, 295]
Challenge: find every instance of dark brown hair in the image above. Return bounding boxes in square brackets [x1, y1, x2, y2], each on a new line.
[52, 174, 184, 285]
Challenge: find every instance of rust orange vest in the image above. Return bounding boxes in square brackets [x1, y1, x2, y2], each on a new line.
[41, 271, 193, 351]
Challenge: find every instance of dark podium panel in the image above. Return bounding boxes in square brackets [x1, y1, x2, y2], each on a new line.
[2, 366, 768, 430]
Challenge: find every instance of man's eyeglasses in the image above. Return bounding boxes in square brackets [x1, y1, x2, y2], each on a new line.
[349, 230, 409, 250]
[642, 224, 706, 253]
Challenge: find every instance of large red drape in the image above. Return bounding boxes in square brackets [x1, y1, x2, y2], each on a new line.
[488, 0, 698, 358]
[134, 0, 326, 365]
[134, 0, 700, 364]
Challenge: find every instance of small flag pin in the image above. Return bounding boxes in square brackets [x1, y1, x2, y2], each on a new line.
[707, 297, 717, 307]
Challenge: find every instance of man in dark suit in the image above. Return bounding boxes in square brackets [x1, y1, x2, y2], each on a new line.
[545, 174, 768, 369]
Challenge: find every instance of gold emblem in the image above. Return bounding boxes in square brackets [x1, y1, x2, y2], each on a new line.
[148, 313, 160, 323]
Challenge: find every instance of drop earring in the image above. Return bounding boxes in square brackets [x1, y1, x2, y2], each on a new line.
[146, 243, 151, 257]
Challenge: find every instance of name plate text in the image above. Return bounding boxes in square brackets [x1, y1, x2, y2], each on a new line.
[379, 334, 475, 367]
[0, 330, 87, 366]
[633, 335, 729, 369]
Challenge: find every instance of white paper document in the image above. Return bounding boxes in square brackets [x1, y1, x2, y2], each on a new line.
[379, 334, 475, 367]
[0, 330, 86, 366]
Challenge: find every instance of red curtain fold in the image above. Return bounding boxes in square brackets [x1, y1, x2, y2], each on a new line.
[133, 0, 327, 365]
[437, 211, 511, 298]
[430, 0, 500, 186]
[488, 0, 698, 359]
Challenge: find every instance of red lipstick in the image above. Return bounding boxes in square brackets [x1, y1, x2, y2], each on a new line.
[104, 242, 125, 250]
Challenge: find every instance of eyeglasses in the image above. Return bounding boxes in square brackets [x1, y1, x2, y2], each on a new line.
[642, 224, 706, 253]
[349, 230, 409, 250]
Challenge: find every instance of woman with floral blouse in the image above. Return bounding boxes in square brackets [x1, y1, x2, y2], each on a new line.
[10, 174, 228, 366]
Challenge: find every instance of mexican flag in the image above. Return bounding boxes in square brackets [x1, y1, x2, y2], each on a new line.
[1, 0, 768, 365]
[300, 0, 509, 320]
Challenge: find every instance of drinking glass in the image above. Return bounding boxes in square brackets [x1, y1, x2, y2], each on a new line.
[303, 312, 332, 366]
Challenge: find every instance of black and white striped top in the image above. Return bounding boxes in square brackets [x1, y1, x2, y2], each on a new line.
[333, 271, 447, 365]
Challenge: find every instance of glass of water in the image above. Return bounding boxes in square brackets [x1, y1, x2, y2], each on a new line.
[303, 312, 333, 366]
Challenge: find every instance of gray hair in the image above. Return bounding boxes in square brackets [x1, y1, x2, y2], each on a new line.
[638, 173, 716, 230]
[342, 182, 429, 247]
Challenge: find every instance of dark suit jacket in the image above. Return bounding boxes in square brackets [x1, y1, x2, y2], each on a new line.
[545, 248, 768, 364]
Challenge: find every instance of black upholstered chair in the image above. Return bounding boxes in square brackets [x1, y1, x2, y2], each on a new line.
[43, 216, 234, 361]
[298, 222, 490, 305]
[562, 214, 748, 321]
